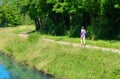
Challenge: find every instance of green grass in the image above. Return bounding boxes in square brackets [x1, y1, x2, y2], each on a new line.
[13, 25, 35, 34]
[1, 25, 120, 79]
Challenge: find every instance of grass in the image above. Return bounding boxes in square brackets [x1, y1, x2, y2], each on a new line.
[1, 25, 120, 79]
[13, 25, 35, 34]
[41, 34, 120, 49]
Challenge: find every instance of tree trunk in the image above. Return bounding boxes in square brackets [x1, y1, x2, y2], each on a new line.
[35, 17, 41, 31]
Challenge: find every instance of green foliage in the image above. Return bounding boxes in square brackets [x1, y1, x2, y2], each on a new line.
[87, 17, 110, 39]
[19, 0, 120, 40]
[52, 2, 68, 13]
[0, 0, 33, 26]
[114, 4, 119, 8]
[68, 25, 80, 37]
[1, 0, 120, 40]
[0, 0, 22, 26]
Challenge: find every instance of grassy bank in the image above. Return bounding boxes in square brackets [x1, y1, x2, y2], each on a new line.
[1, 25, 120, 79]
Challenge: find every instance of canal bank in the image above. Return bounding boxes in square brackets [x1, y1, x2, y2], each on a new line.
[0, 52, 53, 79]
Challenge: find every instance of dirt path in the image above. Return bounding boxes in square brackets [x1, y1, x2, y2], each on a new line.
[18, 33, 120, 54]
[42, 38, 120, 54]
[18, 30, 35, 38]
[18, 33, 29, 38]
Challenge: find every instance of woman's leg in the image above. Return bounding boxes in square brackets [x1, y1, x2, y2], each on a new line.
[83, 36, 86, 45]
[80, 37, 83, 45]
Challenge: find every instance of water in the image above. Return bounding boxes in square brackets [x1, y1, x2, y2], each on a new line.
[0, 65, 10, 79]
[0, 53, 50, 79]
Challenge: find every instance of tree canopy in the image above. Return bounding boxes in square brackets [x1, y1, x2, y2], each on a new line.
[0, 0, 120, 40]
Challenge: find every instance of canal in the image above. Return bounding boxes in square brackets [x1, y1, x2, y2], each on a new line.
[0, 53, 50, 79]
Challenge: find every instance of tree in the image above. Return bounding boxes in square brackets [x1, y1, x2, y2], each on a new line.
[0, 0, 22, 26]
[1, 0, 120, 40]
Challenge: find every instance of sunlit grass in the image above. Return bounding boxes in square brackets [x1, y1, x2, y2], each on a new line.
[5, 34, 120, 79]
[1, 25, 120, 79]
[13, 25, 35, 34]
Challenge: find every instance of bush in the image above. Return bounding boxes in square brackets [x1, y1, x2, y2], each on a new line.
[67, 25, 81, 37]
[87, 17, 110, 40]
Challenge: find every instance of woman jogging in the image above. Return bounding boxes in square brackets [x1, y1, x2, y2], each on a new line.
[80, 26, 86, 45]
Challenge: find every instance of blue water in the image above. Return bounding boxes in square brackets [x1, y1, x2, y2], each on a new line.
[0, 53, 51, 79]
[0, 65, 10, 79]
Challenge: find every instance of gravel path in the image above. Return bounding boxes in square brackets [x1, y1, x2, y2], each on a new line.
[42, 38, 120, 54]
[18, 33, 120, 54]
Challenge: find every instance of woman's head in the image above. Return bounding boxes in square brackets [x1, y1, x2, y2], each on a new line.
[82, 26, 84, 29]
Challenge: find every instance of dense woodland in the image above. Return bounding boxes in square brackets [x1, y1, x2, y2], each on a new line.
[0, 0, 120, 40]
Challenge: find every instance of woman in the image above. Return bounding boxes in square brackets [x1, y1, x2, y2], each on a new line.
[80, 26, 86, 45]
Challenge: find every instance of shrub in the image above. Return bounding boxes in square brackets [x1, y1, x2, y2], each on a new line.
[87, 17, 110, 40]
